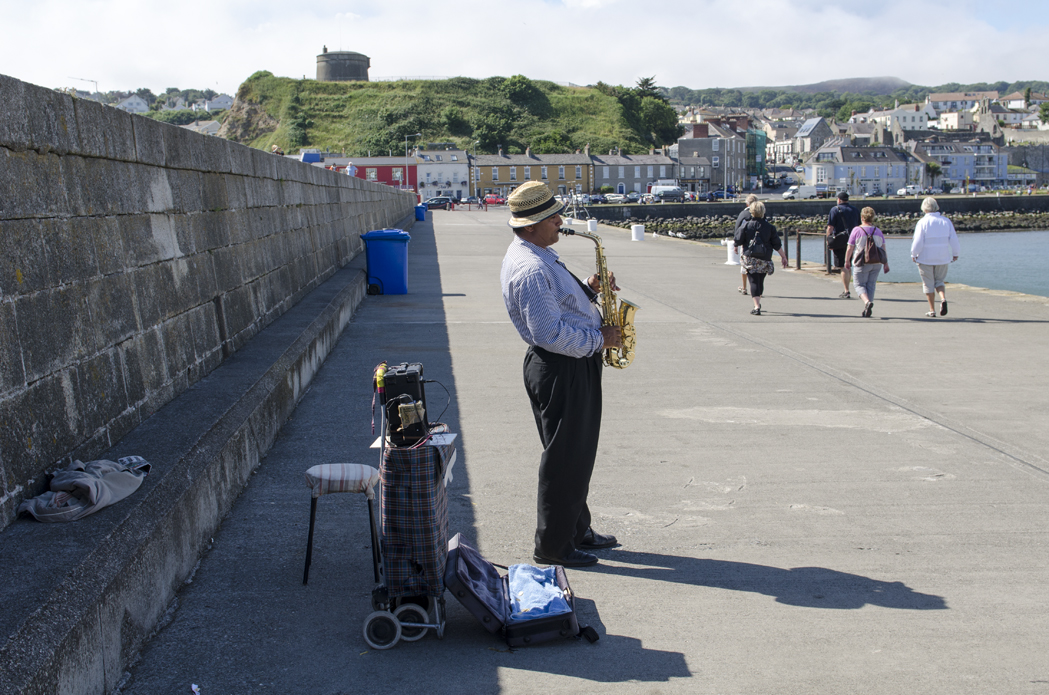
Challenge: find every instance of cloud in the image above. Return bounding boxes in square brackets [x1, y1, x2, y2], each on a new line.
[0, 0, 1046, 97]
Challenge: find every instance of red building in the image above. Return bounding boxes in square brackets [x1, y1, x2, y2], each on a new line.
[322, 155, 418, 193]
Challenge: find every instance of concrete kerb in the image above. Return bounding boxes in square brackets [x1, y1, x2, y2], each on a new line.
[0, 212, 416, 695]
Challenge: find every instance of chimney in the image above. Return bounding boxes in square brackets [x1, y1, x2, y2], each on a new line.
[498, 145, 503, 157]
[525, 146, 531, 158]
[649, 148, 655, 155]
[584, 143, 590, 156]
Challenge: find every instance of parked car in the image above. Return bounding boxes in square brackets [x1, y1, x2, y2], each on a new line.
[589, 194, 607, 204]
[462, 196, 479, 205]
[625, 192, 641, 202]
[949, 187, 963, 194]
[604, 193, 627, 203]
[712, 190, 738, 200]
[484, 194, 506, 205]
[424, 196, 453, 210]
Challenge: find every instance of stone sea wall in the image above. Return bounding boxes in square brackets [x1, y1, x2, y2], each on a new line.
[0, 73, 415, 528]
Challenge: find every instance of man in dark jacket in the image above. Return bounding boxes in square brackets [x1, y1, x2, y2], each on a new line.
[827, 192, 860, 298]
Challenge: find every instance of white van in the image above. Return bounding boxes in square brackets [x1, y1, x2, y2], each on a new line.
[896, 185, 921, 196]
[649, 185, 685, 202]
[782, 185, 817, 200]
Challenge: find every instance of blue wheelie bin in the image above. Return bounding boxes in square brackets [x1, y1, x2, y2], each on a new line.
[361, 229, 411, 295]
[414, 204, 427, 221]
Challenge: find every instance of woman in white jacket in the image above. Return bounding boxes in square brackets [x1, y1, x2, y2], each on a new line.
[911, 197, 960, 317]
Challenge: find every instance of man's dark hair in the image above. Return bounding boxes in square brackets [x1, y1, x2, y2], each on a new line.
[838, 191, 849, 201]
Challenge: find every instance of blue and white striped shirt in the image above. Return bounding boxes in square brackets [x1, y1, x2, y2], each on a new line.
[501, 236, 603, 358]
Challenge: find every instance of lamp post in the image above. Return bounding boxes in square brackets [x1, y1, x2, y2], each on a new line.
[404, 132, 422, 193]
[470, 139, 480, 199]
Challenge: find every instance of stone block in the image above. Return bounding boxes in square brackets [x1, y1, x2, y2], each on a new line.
[76, 349, 128, 436]
[172, 169, 204, 214]
[0, 301, 25, 395]
[90, 216, 127, 276]
[131, 114, 167, 166]
[250, 147, 277, 180]
[25, 82, 80, 155]
[141, 164, 175, 213]
[119, 328, 165, 404]
[0, 371, 82, 487]
[172, 252, 218, 307]
[0, 218, 49, 295]
[0, 147, 71, 220]
[186, 302, 221, 366]
[228, 140, 254, 175]
[200, 173, 230, 211]
[218, 285, 258, 343]
[280, 179, 304, 206]
[211, 245, 245, 293]
[120, 213, 180, 268]
[86, 273, 138, 348]
[160, 312, 193, 380]
[162, 122, 202, 170]
[128, 264, 166, 329]
[73, 98, 136, 161]
[43, 217, 100, 287]
[16, 284, 91, 382]
[0, 73, 30, 151]
[223, 174, 247, 210]
[225, 208, 252, 245]
[199, 134, 233, 174]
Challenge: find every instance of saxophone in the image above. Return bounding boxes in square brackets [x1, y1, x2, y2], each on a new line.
[560, 228, 638, 369]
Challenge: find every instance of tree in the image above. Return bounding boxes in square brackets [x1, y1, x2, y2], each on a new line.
[135, 88, 156, 105]
[639, 96, 683, 145]
[925, 161, 942, 187]
[1025, 87, 1032, 107]
[501, 75, 550, 117]
[635, 76, 663, 102]
[1040, 102, 1049, 125]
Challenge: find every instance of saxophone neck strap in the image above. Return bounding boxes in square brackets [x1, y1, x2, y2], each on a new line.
[557, 260, 599, 303]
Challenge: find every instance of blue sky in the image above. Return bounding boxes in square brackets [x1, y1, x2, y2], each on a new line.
[0, 0, 1046, 97]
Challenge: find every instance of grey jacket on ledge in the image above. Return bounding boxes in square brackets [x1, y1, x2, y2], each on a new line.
[18, 457, 151, 522]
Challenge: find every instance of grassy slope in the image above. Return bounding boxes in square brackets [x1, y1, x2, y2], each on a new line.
[230, 72, 653, 155]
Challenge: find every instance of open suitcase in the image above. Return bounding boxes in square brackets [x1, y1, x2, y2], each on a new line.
[445, 533, 598, 647]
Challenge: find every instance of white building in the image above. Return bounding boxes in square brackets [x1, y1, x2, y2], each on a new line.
[115, 95, 150, 113]
[1000, 91, 1049, 110]
[926, 91, 998, 115]
[805, 145, 924, 196]
[853, 103, 936, 131]
[416, 149, 470, 200]
[192, 94, 234, 112]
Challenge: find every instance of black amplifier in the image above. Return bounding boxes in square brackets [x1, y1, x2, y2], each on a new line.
[383, 362, 428, 446]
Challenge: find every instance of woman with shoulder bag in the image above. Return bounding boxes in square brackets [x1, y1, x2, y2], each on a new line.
[844, 206, 890, 318]
[733, 201, 788, 316]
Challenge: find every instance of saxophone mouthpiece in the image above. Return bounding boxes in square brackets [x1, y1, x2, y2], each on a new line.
[559, 228, 576, 235]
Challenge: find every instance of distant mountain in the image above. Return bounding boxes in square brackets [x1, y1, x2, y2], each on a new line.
[740, 77, 913, 95]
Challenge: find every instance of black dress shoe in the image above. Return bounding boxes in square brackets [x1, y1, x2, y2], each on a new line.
[532, 549, 598, 568]
[578, 528, 618, 549]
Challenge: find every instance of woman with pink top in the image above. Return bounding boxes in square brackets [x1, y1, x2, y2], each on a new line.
[844, 207, 890, 318]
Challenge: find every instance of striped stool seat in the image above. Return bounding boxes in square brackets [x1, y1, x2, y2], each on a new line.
[305, 463, 380, 499]
[303, 463, 381, 585]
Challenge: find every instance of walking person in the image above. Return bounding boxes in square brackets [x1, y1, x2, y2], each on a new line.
[734, 201, 788, 315]
[827, 192, 860, 298]
[500, 181, 622, 568]
[844, 207, 890, 317]
[735, 194, 759, 294]
[911, 197, 960, 317]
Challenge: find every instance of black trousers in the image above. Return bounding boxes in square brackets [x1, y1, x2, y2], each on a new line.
[523, 346, 603, 558]
[747, 271, 767, 297]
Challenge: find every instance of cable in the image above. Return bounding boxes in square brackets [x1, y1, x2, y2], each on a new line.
[422, 378, 451, 425]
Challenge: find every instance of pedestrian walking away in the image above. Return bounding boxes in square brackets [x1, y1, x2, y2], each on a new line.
[734, 201, 789, 316]
[827, 192, 860, 298]
[844, 207, 890, 318]
[500, 181, 622, 569]
[911, 197, 960, 317]
[735, 194, 760, 295]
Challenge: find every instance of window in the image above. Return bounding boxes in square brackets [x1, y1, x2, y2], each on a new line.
[366, 168, 377, 181]
[618, 166, 624, 178]
[689, 167, 694, 177]
[634, 166, 641, 178]
[660, 165, 666, 177]
[423, 155, 431, 161]
[435, 155, 442, 161]
[575, 165, 582, 179]
[451, 155, 458, 161]
[474, 168, 480, 182]
[541, 166, 548, 180]
[393, 168, 403, 182]
[817, 168, 827, 183]
[712, 156, 720, 168]
[558, 166, 565, 180]
[647, 166, 654, 178]
[713, 140, 719, 151]
[524, 166, 531, 180]
[509, 167, 517, 181]
[492, 167, 499, 181]
[602, 166, 609, 179]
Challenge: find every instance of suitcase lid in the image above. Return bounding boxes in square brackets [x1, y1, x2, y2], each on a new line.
[445, 533, 508, 633]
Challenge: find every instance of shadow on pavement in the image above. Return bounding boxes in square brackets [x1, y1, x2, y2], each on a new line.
[591, 550, 947, 610]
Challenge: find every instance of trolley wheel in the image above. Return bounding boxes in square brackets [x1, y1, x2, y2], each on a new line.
[394, 603, 429, 642]
[363, 611, 401, 650]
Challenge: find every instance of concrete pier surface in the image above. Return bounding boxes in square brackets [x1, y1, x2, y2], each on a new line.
[118, 208, 1049, 694]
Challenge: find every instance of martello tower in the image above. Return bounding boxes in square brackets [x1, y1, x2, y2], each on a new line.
[316, 46, 370, 82]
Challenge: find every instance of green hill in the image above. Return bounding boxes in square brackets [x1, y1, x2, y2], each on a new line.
[221, 72, 682, 156]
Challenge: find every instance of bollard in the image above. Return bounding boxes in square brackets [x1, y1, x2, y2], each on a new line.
[631, 224, 644, 241]
[721, 238, 740, 265]
[587, 219, 598, 232]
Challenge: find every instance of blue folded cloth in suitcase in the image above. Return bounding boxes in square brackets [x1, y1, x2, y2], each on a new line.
[508, 564, 572, 622]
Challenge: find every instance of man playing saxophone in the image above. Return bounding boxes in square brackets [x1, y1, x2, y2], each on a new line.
[501, 182, 621, 568]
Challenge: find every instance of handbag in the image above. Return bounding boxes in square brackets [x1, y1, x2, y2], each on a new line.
[854, 227, 886, 266]
[743, 224, 771, 260]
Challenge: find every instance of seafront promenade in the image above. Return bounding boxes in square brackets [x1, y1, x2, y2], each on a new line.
[111, 208, 1049, 693]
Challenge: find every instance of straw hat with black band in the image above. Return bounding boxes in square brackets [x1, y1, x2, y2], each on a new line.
[507, 182, 566, 229]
